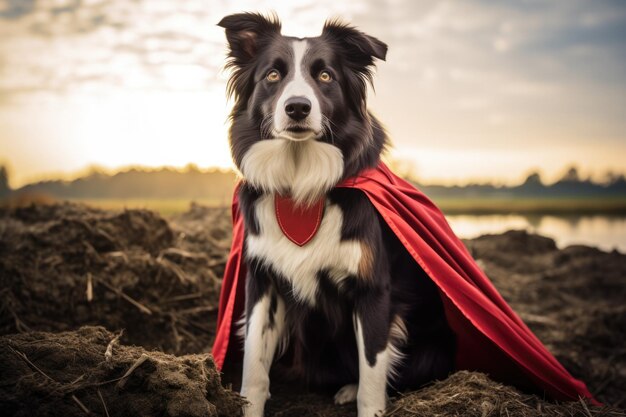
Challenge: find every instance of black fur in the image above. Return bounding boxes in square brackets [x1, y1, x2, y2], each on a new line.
[220, 12, 389, 180]
[241, 188, 455, 392]
[220, 12, 456, 396]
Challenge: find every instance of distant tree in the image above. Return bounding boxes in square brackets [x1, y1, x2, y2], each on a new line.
[0, 165, 10, 197]
[522, 171, 543, 185]
[602, 170, 626, 185]
[560, 166, 580, 182]
[184, 163, 200, 173]
[85, 165, 108, 177]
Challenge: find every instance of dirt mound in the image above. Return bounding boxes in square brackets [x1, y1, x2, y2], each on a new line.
[387, 371, 622, 417]
[0, 326, 243, 417]
[465, 229, 558, 273]
[465, 230, 626, 406]
[0, 202, 229, 354]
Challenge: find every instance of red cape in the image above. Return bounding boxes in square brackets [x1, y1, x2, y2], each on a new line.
[212, 162, 597, 404]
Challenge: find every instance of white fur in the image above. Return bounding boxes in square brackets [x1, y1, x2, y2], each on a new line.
[240, 138, 344, 206]
[334, 383, 358, 405]
[355, 316, 392, 417]
[246, 194, 362, 306]
[273, 40, 323, 137]
[386, 316, 407, 382]
[241, 293, 286, 417]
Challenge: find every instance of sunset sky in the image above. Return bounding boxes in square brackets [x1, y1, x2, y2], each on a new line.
[1, 0, 625, 187]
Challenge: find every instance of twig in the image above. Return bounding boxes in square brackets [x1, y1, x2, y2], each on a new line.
[69, 374, 86, 386]
[170, 316, 181, 354]
[159, 247, 207, 260]
[106, 251, 129, 263]
[104, 330, 124, 362]
[86, 273, 93, 302]
[174, 322, 197, 341]
[82, 241, 102, 262]
[156, 257, 189, 283]
[184, 318, 211, 333]
[94, 227, 116, 247]
[8, 306, 32, 333]
[1, 291, 32, 333]
[593, 374, 614, 396]
[116, 354, 149, 389]
[161, 293, 204, 304]
[384, 403, 404, 416]
[579, 397, 593, 417]
[95, 279, 152, 315]
[174, 305, 217, 315]
[205, 267, 220, 282]
[9, 346, 54, 381]
[71, 394, 91, 415]
[97, 389, 110, 417]
[207, 259, 226, 268]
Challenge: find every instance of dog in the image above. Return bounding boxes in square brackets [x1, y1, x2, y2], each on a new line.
[218, 13, 456, 417]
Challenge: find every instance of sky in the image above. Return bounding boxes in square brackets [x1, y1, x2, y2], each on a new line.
[0, 0, 625, 187]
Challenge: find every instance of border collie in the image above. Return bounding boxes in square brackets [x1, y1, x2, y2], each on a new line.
[218, 13, 455, 417]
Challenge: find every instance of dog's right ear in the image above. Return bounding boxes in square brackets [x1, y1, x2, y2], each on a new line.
[218, 13, 281, 66]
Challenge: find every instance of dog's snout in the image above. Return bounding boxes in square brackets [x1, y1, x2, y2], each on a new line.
[284, 97, 311, 121]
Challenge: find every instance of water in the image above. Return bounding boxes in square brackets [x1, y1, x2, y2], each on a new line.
[446, 214, 626, 253]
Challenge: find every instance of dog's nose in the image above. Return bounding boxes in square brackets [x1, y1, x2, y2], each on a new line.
[284, 97, 311, 121]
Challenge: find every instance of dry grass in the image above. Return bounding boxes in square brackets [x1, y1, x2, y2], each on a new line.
[386, 372, 623, 417]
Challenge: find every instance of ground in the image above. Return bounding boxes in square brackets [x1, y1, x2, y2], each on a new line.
[0, 202, 624, 416]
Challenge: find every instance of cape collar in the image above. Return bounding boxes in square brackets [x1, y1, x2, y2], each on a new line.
[272, 166, 380, 246]
[274, 194, 325, 246]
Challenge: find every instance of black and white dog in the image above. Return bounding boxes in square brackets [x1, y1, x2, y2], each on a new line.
[218, 13, 456, 417]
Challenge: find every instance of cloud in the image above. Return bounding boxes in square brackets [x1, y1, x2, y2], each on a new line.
[0, 0, 624, 184]
[0, 0, 226, 99]
[0, 0, 36, 19]
[342, 0, 626, 154]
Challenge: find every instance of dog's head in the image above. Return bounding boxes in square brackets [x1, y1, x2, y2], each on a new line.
[219, 13, 388, 204]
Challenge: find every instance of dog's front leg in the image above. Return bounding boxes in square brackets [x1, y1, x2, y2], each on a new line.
[354, 292, 392, 417]
[241, 281, 285, 417]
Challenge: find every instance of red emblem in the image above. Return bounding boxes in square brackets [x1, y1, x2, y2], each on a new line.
[274, 194, 325, 246]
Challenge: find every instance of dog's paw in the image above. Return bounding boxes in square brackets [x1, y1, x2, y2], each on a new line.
[243, 402, 265, 417]
[357, 406, 385, 417]
[334, 383, 358, 405]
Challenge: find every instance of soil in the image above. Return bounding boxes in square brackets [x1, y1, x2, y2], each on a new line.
[0, 326, 243, 417]
[0, 202, 624, 416]
[0, 202, 230, 354]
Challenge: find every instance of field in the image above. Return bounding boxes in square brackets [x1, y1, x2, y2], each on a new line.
[0, 202, 624, 416]
[68, 198, 227, 215]
[431, 197, 626, 215]
[65, 197, 626, 216]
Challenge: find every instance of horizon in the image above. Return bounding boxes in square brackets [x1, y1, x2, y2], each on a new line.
[1, 1, 625, 188]
[4, 159, 623, 190]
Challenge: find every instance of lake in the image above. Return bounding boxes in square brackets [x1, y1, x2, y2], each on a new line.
[446, 214, 626, 253]
[70, 198, 626, 253]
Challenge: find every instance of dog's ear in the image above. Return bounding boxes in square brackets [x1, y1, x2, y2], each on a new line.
[218, 13, 281, 65]
[322, 19, 387, 70]
[322, 20, 387, 116]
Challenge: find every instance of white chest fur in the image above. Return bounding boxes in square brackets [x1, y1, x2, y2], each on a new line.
[246, 194, 363, 306]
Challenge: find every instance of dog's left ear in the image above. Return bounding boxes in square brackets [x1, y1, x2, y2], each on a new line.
[218, 13, 282, 66]
[322, 20, 387, 70]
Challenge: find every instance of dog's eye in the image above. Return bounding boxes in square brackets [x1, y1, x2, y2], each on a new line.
[266, 69, 281, 83]
[318, 70, 332, 83]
